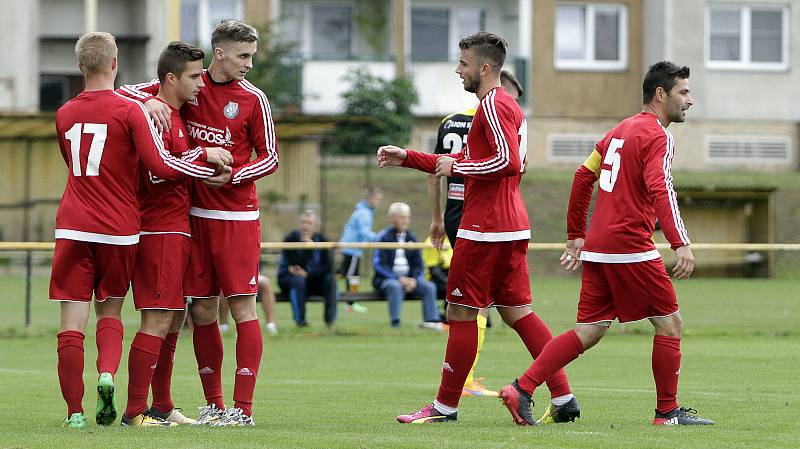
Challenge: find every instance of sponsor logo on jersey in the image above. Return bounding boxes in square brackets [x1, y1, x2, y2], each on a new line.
[224, 101, 240, 119]
[198, 366, 215, 374]
[236, 367, 254, 376]
[443, 119, 472, 130]
[442, 362, 453, 372]
[186, 120, 234, 147]
[450, 288, 463, 297]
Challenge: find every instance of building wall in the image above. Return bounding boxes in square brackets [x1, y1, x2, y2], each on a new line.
[660, 0, 800, 121]
[0, 0, 39, 112]
[531, 0, 643, 119]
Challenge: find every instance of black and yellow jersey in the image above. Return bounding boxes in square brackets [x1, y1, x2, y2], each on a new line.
[433, 108, 476, 243]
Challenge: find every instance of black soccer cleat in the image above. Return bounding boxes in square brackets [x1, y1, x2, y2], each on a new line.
[498, 379, 537, 426]
[537, 396, 581, 424]
[653, 407, 714, 426]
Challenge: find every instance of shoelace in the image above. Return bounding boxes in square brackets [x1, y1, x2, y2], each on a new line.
[679, 407, 699, 417]
[411, 405, 437, 418]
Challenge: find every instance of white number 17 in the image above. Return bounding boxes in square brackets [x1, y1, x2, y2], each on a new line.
[64, 122, 108, 177]
[599, 138, 624, 192]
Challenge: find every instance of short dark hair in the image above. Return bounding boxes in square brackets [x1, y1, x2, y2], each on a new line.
[211, 19, 259, 49]
[642, 61, 690, 104]
[458, 32, 507, 71]
[500, 70, 523, 97]
[157, 41, 204, 82]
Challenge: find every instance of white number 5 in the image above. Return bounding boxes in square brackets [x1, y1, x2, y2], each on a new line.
[64, 123, 108, 177]
[599, 138, 623, 192]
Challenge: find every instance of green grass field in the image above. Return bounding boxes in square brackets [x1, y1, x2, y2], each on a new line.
[0, 276, 798, 449]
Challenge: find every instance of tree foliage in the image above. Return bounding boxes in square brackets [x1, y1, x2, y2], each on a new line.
[328, 68, 418, 154]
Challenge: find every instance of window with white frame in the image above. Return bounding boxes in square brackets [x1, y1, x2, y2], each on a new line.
[411, 6, 484, 61]
[554, 3, 627, 71]
[180, 0, 244, 47]
[311, 3, 354, 59]
[706, 5, 789, 70]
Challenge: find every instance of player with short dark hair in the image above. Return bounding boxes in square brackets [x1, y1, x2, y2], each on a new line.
[379, 32, 576, 424]
[498, 61, 714, 427]
[122, 19, 279, 427]
[121, 41, 233, 427]
[51, 32, 219, 429]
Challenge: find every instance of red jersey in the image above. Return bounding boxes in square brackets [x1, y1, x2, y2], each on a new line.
[567, 112, 690, 263]
[138, 99, 205, 235]
[54, 90, 216, 245]
[121, 71, 279, 221]
[403, 86, 529, 242]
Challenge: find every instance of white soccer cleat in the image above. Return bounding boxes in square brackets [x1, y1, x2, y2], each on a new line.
[193, 404, 225, 426]
[418, 322, 446, 332]
[265, 322, 278, 335]
[212, 407, 255, 427]
[158, 408, 196, 425]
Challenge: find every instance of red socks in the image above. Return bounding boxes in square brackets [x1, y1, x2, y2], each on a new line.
[57, 330, 85, 416]
[233, 319, 263, 416]
[435, 320, 478, 408]
[193, 321, 225, 408]
[95, 317, 124, 375]
[150, 332, 179, 414]
[124, 332, 163, 418]
[517, 329, 584, 394]
[652, 335, 681, 414]
[512, 313, 573, 398]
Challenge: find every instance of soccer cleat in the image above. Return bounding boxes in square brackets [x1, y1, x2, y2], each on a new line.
[63, 412, 87, 429]
[396, 403, 457, 424]
[462, 377, 499, 397]
[148, 407, 196, 425]
[418, 322, 446, 332]
[537, 397, 581, 424]
[212, 407, 255, 427]
[351, 303, 369, 313]
[95, 372, 117, 426]
[121, 411, 178, 427]
[498, 380, 536, 426]
[194, 404, 225, 426]
[653, 407, 715, 426]
[265, 322, 278, 335]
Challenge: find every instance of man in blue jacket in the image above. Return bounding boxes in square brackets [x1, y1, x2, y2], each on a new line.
[338, 187, 383, 312]
[278, 210, 337, 327]
[372, 202, 442, 330]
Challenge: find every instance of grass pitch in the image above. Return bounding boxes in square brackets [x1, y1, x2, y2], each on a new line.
[0, 276, 797, 449]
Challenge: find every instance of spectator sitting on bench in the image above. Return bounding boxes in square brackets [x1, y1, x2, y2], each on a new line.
[372, 202, 443, 330]
[277, 210, 338, 328]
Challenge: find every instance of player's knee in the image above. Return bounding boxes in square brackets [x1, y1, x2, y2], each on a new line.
[575, 324, 607, 349]
[652, 312, 682, 337]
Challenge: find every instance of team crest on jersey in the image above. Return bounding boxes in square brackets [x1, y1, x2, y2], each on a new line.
[223, 101, 239, 119]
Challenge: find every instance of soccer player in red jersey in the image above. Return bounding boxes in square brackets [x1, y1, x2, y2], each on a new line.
[50, 32, 220, 429]
[121, 42, 234, 427]
[121, 20, 278, 426]
[498, 61, 714, 426]
[378, 32, 577, 424]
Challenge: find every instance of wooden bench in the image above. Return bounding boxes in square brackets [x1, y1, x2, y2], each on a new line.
[274, 291, 385, 302]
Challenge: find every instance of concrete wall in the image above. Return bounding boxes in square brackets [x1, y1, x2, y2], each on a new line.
[0, 0, 39, 112]
[652, 0, 800, 121]
[531, 0, 643, 119]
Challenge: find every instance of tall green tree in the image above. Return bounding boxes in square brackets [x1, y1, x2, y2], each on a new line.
[328, 68, 418, 154]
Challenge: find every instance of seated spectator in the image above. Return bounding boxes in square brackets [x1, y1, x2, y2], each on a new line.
[422, 235, 453, 300]
[372, 202, 443, 330]
[277, 210, 338, 328]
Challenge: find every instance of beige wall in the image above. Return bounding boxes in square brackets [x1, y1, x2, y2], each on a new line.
[532, 0, 643, 119]
[0, 136, 320, 243]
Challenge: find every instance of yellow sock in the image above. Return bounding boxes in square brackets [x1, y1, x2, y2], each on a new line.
[465, 314, 488, 387]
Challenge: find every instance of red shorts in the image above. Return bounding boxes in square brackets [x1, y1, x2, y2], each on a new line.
[445, 239, 531, 309]
[183, 216, 260, 298]
[49, 239, 136, 302]
[131, 233, 190, 310]
[577, 260, 679, 324]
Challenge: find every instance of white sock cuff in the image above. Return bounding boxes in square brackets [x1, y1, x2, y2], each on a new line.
[433, 400, 458, 415]
[551, 394, 574, 406]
